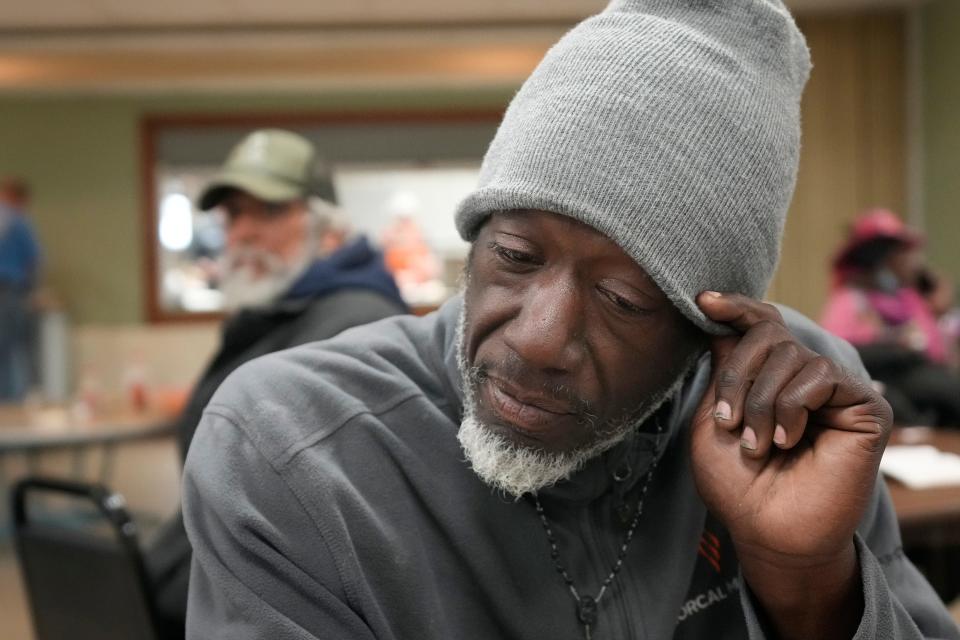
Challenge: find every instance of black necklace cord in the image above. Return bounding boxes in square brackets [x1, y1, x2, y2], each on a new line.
[532, 418, 663, 640]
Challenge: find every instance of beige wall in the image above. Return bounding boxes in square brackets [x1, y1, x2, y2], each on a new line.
[769, 13, 907, 319]
[72, 321, 219, 396]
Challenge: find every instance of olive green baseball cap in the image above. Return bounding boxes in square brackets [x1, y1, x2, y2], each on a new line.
[197, 129, 337, 211]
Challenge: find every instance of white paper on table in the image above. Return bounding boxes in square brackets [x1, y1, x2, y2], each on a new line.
[880, 445, 960, 489]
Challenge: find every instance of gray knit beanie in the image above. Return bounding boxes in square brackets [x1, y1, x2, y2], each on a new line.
[455, 0, 811, 334]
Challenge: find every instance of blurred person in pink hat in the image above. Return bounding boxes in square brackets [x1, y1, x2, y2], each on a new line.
[821, 208, 960, 426]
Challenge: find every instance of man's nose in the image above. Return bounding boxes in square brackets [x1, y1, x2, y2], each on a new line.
[502, 280, 586, 374]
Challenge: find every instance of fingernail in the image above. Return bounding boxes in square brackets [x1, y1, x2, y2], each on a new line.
[705, 291, 722, 298]
[774, 424, 787, 446]
[715, 400, 732, 421]
[740, 426, 757, 450]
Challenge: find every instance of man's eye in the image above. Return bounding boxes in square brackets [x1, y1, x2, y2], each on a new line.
[599, 287, 645, 315]
[488, 242, 538, 266]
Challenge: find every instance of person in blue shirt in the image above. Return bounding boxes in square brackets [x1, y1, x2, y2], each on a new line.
[0, 178, 41, 401]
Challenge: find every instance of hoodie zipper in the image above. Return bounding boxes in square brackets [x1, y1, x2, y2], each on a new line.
[611, 464, 644, 639]
[575, 464, 646, 640]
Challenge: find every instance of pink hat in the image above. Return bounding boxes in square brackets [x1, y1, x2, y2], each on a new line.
[832, 208, 922, 271]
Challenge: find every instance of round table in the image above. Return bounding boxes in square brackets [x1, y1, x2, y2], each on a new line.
[0, 403, 175, 535]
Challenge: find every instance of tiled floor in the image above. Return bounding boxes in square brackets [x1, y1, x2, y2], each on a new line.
[0, 435, 181, 640]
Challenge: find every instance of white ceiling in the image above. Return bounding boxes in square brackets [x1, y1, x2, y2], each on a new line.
[0, 0, 926, 31]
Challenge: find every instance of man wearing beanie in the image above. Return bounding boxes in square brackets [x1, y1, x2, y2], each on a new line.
[183, 3, 958, 639]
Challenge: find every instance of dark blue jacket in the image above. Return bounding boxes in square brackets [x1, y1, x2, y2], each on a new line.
[285, 236, 405, 309]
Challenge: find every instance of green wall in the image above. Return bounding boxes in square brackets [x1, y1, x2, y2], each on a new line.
[0, 89, 513, 324]
[923, 0, 960, 282]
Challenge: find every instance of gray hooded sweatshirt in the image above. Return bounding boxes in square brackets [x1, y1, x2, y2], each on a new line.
[183, 297, 960, 639]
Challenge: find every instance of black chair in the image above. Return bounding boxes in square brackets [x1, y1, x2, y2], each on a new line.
[12, 477, 163, 640]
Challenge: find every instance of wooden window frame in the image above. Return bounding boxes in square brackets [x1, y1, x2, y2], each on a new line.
[140, 109, 503, 323]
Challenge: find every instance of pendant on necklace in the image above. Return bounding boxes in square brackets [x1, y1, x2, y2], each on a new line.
[578, 595, 598, 626]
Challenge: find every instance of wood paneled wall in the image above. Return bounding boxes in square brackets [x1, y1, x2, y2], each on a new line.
[768, 13, 907, 320]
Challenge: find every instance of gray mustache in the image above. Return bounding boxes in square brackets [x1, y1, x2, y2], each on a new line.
[467, 353, 597, 423]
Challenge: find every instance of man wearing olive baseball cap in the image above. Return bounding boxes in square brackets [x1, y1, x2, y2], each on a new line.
[145, 129, 406, 637]
[182, 128, 406, 453]
[197, 129, 343, 311]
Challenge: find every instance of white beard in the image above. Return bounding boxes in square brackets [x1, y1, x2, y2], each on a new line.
[455, 303, 694, 499]
[219, 246, 310, 312]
